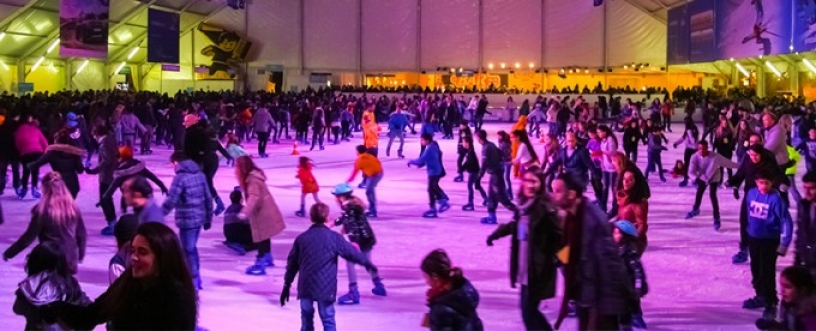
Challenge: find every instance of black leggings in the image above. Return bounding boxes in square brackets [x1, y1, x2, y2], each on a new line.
[20, 153, 43, 189]
[256, 239, 271, 259]
[257, 131, 270, 155]
[201, 157, 220, 200]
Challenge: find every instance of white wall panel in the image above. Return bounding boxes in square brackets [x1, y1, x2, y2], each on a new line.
[482, 0, 541, 68]
[246, 0, 300, 68]
[361, 0, 418, 71]
[303, 0, 359, 71]
[543, 0, 603, 68]
[420, 0, 479, 70]
[607, 0, 667, 66]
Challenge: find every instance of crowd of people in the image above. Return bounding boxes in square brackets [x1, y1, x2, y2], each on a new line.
[1, 86, 816, 330]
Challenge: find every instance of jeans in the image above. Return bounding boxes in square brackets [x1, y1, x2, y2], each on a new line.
[0, 158, 20, 192]
[386, 131, 405, 156]
[121, 133, 137, 148]
[488, 171, 518, 215]
[503, 163, 513, 198]
[693, 180, 720, 219]
[366, 172, 382, 213]
[427, 175, 447, 208]
[257, 131, 270, 155]
[347, 249, 379, 283]
[179, 227, 202, 285]
[311, 128, 324, 149]
[466, 172, 487, 204]
[662, 114, 672, 131]
[300, 299, 336, 331]
[20, 153, 43, 189]
[99, 182, 117, 223]
[600, 171, 618, 211]
[645, 151, 665, 178]
[748, 236, 780, 306]
[521, 285, 553, 331]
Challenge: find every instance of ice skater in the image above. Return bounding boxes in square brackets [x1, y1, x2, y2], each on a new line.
[408, 133, 450, 218]
[348, 145, 383, 218]
[295, 156, 321, 217]
[386, 103, 409, 158]
[460, 136, 487, 211]
[476, 130, 519, 225]
[329, 184, 387, 305]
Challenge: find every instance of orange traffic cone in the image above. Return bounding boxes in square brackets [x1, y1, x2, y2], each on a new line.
[291, 141, 300, 155]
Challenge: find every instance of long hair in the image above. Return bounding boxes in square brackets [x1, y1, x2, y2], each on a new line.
[236, 156, 263, 192]
[36, 172, 80, 228]
[597, 124, 618, 147]
[104, 222, 197, 322]
[517, 165, 551, 207]
[512, 129, 540, 162]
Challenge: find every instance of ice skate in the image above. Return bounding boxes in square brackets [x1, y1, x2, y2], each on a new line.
[338, 284, 361, 305]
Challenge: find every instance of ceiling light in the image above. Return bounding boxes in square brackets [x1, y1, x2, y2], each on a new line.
[31, 56, 45, 72]
[803, 58, 816, 75]
[76, 60, 89, 74]
[127, 47, 139, 60]
[46, 39, 59, 54]
[735, 62, 749, 77]
[765, 61, 782, 77]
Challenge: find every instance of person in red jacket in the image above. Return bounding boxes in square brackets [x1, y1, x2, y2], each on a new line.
[14, 114, 48, 199]
[295, 156, 321, 217]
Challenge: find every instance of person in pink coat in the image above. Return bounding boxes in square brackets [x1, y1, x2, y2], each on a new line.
[14, 115, 48, 199]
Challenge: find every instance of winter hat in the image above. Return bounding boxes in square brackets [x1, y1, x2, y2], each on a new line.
[331, 183, 353, 196]
[66, 112, 78, 128]
[614, 220, 638, 237]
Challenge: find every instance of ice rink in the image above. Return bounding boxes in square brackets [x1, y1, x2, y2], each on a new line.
[0, 123, 792, 330]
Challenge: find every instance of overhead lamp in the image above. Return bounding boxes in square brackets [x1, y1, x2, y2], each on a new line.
[0, 32, 5, 39]
[569, 69, 574, 73]
[30, 56, 45, 72]
[488, 63, 494, 70]
[765, 60, 782, 77]
[735, 62, 750, 77]
[76, 60, 89, 74]
[559, 68, 564, 73]
[584, 69, 589, 74]
[500, 62, 506, 69]
[114, 61, 127, 75]
[730, 57, 735, 62]
[0, 60, 8, 71]
[623, 65, 628, 69]
[803, 58, 816, 75]
[514, 62, 520, 69]
[458, 67, 463, 73]
[46, 39, 59, 54]
[127, 47, 139, 60]
[528, 62, 534, 69]
[450, 67, 455, 73]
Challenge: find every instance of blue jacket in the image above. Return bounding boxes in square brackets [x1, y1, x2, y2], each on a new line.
[162, 160, 213, 229]
[543, 146, 594, 184]
[746, 188, 793, 247]
[136, 199, 164, 224]
[421, 122, 436, 137]
[411, 141, 445, 177]
[388, 113, 409, 133]
[283, 223, 374, 301]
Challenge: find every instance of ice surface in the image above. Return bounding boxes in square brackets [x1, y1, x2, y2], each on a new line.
[0, 123, 789, 330]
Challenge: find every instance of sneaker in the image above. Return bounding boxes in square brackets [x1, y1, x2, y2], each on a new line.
[685, 209, 700, 219]
[462, 204, 474, 211]
[732, 249, 749, 264]
[31, 188, 41, 199]
[567, 301, 577, 317]
[713, 218, 721, 231]
[295, 210, 305, 217]
[743, 296, 767, 310]
[660, 177, 667, 182]
[101, 223, 116, 236]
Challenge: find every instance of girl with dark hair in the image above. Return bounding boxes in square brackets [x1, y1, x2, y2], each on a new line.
[497, 131, 514, 199]
[511, 130, 541, 175]
[615, 169, 649, 255]
[4, 172, 87, 275]
[622, 120, 644, 163]
[235, 156, 286, 275]
[486, 167, 561, 331]
[673, 117, 700, 187]
[13, 242, 90, 330]
[421, 249, 484, 331]
[756, 266, 816, 330]
[460, 136, 487, 211]
[44, 222, 198, 330]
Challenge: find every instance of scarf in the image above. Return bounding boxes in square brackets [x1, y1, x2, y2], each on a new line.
[425, 280, 453, 306]
[554, 201, 585, 330]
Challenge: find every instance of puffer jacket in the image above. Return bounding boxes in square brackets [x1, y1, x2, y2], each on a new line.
[13, 271, 90, 331]
[333, 198, 376, 251]
[162, 160, 213, 229]
[14, 122, 48, 156]
[427, 279, 484, 331]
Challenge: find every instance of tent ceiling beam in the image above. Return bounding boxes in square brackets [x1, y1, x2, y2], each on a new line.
[108, 0, 159, 34]
[620, 0, 666, 24]
[109, 3, 230, 63]
[0, 0, 43, 31]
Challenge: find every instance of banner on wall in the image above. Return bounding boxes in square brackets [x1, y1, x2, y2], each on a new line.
[439, 74, 507, 90]
[668, 0, 794, 63]
[196, 23, 252, 80]
[148, 9, 180, 63]
[59, 0, 109, 58]
[794, 0, 816, 52]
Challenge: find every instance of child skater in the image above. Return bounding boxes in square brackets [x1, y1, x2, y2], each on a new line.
[644, 126, 669, 182]
[222, 187, 254, 256]
[225, 132, 248, 167]
[295, 156, 321, 217]
[13, 242, 90, 330]
[330, 183, 387, 305]
[460, 136, 487, 211]
[613, 220, 649, 331]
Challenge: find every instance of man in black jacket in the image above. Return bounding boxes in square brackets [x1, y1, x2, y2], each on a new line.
[476, 130, 518, 224]
[795, 172, 816, 276]
[474, 95, 490, 132]
[86, 125, 120, 236]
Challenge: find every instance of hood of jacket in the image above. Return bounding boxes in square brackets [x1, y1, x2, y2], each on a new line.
[175, 160, 201, 174]
[115, 159, 145, 177]
[431, 279, 480, 318]
[46, 143, 85, 156]
[18, 272, 67, 306]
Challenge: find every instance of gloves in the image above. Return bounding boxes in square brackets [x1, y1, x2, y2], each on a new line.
[161, 189, 169, 196]
[407, 161, 417, 167]
[672, 143, 678, 149]
[778, 245, 789, 257]
[203, 222, 212, 231]
[486, 236, 495, 247]
[280, 285, 290, 307]
[95, 202, 102, 208]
